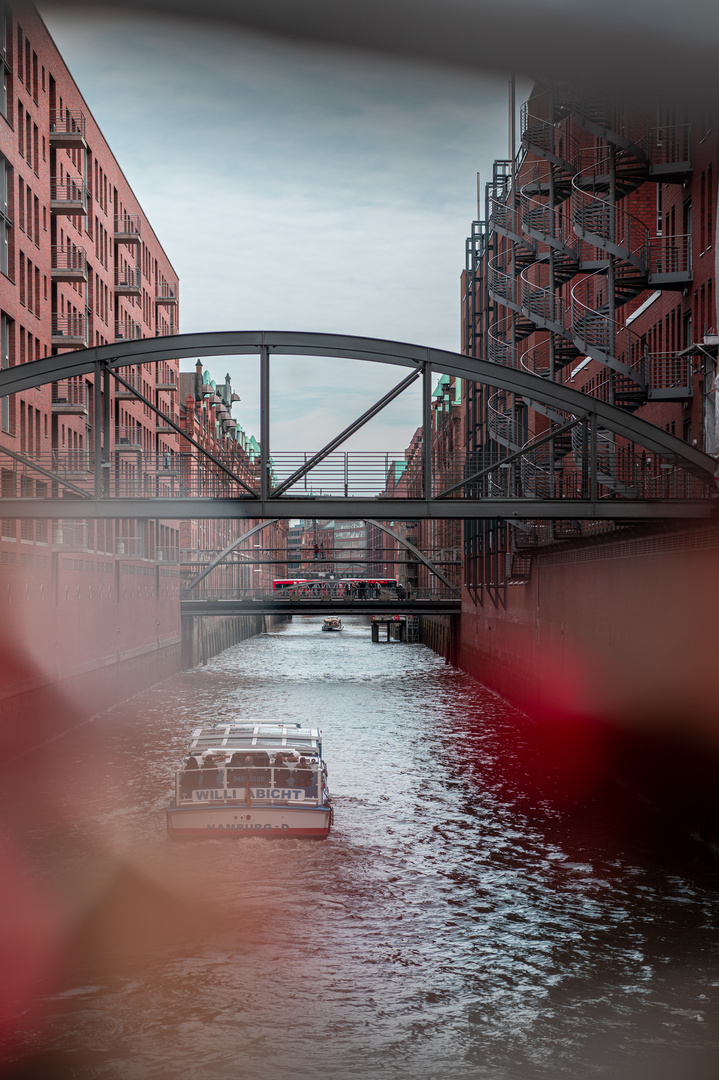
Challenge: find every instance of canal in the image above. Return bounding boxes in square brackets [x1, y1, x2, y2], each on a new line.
[3, 616, 719, 1080]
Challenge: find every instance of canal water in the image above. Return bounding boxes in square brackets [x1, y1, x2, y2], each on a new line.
[3, 616, 719, 1080]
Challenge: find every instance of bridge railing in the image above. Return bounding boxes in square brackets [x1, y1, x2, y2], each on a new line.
[180, 586, 458, 602]
[0, 445, 711, 505]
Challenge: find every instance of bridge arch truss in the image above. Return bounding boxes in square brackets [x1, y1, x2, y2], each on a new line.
[0, 330, 715, 521]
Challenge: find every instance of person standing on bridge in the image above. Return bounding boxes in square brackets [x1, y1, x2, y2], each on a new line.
[313, 543, 319, 560]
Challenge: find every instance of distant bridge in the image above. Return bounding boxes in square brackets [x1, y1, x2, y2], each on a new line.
[181, 597, 461, 617]
[0, 330, 716, 520]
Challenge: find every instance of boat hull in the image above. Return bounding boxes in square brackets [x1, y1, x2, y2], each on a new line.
[166, 803, 332, 839]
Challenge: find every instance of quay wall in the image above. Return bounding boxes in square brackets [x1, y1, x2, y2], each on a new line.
[0, 634, 183, 748]
[181, 613, 289, 669]
[419, 615, 458, 664]
[455, 525, 719, 837]
[457, 526, 719, 733]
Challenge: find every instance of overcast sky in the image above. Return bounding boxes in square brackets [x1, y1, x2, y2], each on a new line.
[41, 4, 525, 452]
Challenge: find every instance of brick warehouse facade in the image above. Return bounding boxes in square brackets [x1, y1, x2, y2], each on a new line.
[454, 81, 719, 753]
[0, 1, 183, 722]
[178, 362, 288, 666]
[461, 84, 718, 585]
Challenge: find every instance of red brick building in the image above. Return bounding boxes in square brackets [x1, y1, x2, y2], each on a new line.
[451, 81, 719, 736]
[0, 0, 181, 718]
[460, 83, 718, 594]
[179, 360, 287, 599]
[378, 386, 463, 594]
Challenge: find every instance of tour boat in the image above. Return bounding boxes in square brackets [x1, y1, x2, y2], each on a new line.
[322, 617, 343, 631]
[166, 721, 332, 839]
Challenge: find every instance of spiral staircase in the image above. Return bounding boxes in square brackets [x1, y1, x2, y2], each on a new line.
[479, 85, 694, 506]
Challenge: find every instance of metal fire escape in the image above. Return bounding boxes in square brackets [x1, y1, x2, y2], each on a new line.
[465, 84, 696, 602]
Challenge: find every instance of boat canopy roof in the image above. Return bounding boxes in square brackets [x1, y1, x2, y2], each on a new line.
[186, 721, 322, 757]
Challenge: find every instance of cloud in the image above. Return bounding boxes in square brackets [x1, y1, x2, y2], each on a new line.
[42, 4, 517, 448]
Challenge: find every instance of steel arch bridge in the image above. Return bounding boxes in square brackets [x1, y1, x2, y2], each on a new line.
[0, 330, 715, 521]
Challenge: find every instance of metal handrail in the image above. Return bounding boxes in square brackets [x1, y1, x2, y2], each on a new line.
[115, 318, 142, 341]
[49, 109, 86, 137]
[115, 425, 144, 447]
[570, 272, 647, 387]
[487, 254, 518, 307]
[52, 520, 90, 547]
[520, 165, 579, 259]
[50, 176, 88, 204]
[572, 152, 649, 271]
[51, 244, 87, 273]
[570, 95, 650, 160]
[156, 547, 179, 563]
[0, 446, 709, 503]
[649, 124, 692, 167]
[115, 214, 141, 235]
[114, 373, 144, 394]
[52, 314, 87, 339]
[487, 318, 515, 367]
[116, 537, 145, 557]
[488, 193, 525, 243]
[519, 262, 572, 335]
[52, 378, 88, 407]
[648, 234, 692, 278]
[156, 412, 180, 428]
[520, 97, 580, 172]
[487, 391, 524, 451]
[115, 266, 141, 289]
[647, 351, 693, 392]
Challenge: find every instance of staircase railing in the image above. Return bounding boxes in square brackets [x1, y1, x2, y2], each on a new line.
[570, 272, 647, 389]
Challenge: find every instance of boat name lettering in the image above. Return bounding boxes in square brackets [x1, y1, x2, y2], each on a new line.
[192, 788, 305, 802]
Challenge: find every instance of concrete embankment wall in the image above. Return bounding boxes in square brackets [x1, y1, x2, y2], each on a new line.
[457, 526, 719, 729]
[181, 614, 288, 669]
[0, 636, 183, 744]
[1, 614, 284, 752]
[454, 524, 719, 838]
[419, 615, 459, 664]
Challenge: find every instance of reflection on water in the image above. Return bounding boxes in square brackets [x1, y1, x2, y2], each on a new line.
[2, 616, 719, 1080]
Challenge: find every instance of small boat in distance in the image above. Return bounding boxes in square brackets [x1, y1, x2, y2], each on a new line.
[322, 617, 343, 632]
[166, 721, 332, 839]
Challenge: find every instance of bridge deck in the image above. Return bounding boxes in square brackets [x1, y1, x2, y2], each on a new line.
[181, 598, 461, 616]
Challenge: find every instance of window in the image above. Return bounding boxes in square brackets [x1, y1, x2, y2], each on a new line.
[0, 153, 10, 277]
[0, 311, 10, 433]
[1, 468, 15, 538]
[20, 477, 32, 540]
[709, 165, 714, 249]
[0, 10, 7, 121]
